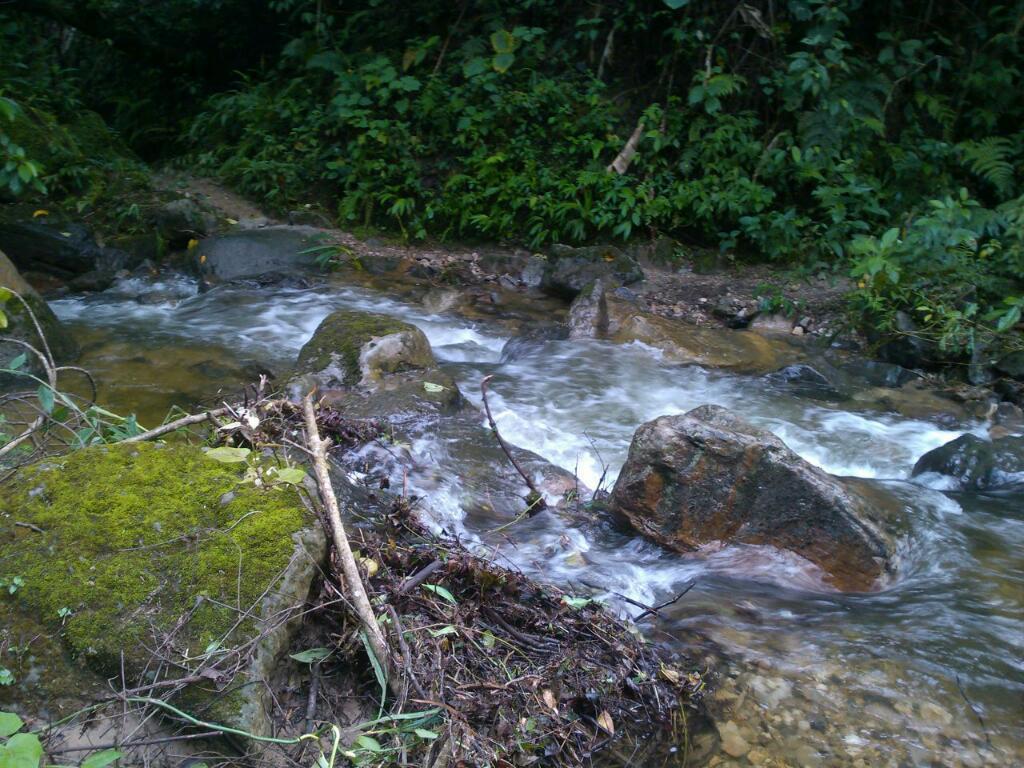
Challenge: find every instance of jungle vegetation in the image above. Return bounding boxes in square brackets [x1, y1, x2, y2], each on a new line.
[1, 0, 1022, 359]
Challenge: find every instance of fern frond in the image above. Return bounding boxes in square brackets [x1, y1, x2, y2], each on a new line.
[959, 136, 1015, 194]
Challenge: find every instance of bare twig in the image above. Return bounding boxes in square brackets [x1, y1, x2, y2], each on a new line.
[122, 407, 230, 443]
[479, 375, 546, 513]
[396, 560, 443, 595]
[301, 394, 395, 694]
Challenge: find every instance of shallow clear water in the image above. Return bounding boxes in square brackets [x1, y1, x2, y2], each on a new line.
[52, 275, 1023, 766]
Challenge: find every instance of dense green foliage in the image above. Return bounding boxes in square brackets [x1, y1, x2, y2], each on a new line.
[1, 0, 1022, 360]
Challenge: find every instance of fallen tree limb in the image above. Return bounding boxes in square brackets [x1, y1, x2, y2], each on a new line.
[480, 375, 546, 514]
[301, 394, 395, 694]
[122, 407, 230, 443]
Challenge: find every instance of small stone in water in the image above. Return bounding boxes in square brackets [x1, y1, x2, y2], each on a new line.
[717, 720, 751, 758]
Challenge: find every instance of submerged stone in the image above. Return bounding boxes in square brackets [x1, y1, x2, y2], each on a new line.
[0, 442, 325, 734]
[609, 405, 899, 591]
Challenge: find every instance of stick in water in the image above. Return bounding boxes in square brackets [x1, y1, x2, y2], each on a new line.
[480, 375, 545, 514]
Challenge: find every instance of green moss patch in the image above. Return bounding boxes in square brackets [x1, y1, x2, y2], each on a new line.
[0, 442, 314, 677]
[296, 309, 421, 381]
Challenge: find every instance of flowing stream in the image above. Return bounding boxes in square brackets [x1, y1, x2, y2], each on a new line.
[52, 273, 1023, 767]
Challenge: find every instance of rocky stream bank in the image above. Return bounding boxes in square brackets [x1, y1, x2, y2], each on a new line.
[2, 185, 1023, 767]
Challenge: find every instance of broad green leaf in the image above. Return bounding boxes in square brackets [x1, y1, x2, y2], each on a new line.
[204, 446, 251, 463]
[353, 735, 383, 752]
[492, 52, 515, 73]
[462, 57, 488, 78]
[0, 287, 11, 302]
[2, 732, 43, 768]
[0, 711, 23, 738]
[272, 467, 307, 485]
[422, 381, 446, 393]
[290, 647, 332, 664]
[481, 629, 496, 648]
[413, 728, 439, 740]
[0, 309, 7, 330]
[663, 0, 689, 8]
[37, 385, 54, 414]
[8, 353, 25, 370]
[422, 583, 457, 604]
[81, 749, 124, 768]
[490, 30, 516, 54]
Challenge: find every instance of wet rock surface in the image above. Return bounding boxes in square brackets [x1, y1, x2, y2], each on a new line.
[540, 243, 643, 298]
[568, 281, 795, 374]
[912, 433, 1024, 490]
[193, 225, 321, 281]
[609, 405, 899, 590]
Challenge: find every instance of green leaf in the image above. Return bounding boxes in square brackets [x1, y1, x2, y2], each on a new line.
[271, 467, 307, 485]
[996, 305, 1021, 332]
[0, 288, 11, 303]
[353, 735, 383, 752]
[490, 30, 516, 54]
[0, 711, 24, 738]
[204, 446, 251, 463]
[413, 728, 439, 740]
[422, 381, 446, 393]
[427, 625, 457, 637]
[81, 749, 124, 768]
[462, 57, 488, 78]
[663, 0, 689, 8]
[37, 385, 54, 415]
[481, 629, 496, 648]
[360, 630, 388, 718]
[1, 732, 43, 768]
[422, 583, 457, 604]
[561, 595, 593, 610]
[0, 309, 6, 330]
[492, 53, 515, 73]
[290, 647, 332, 664]
[8, 353, 26, 371]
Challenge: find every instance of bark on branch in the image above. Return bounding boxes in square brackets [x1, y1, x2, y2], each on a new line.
[301, 394, 394, 692]
[606, 118, 645, 175]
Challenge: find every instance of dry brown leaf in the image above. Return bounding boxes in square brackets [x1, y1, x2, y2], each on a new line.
[541, 689, 558, 714]
[659, 663, 680, 684]
[596, 710, 615, 735]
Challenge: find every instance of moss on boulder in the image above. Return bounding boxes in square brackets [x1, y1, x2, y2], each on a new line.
[296, 309, 435, 386]
[0, 442, 325, 732]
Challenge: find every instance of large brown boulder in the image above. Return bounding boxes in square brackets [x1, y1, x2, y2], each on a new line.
[608, 405, 898, 591]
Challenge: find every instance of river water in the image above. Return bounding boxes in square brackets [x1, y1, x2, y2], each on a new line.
[52, 274, 1023, 767]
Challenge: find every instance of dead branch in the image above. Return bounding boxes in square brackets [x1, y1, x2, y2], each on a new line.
[122, 407, 230, 443]
[606, 118, 645, 174]
[479, 375, 546, 513]
[301, 393, 395, 694]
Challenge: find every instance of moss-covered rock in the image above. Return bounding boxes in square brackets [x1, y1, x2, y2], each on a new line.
[0, 248, 79, 376]
[0, 441, 325, 733]
[296, 309, 435, 386]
